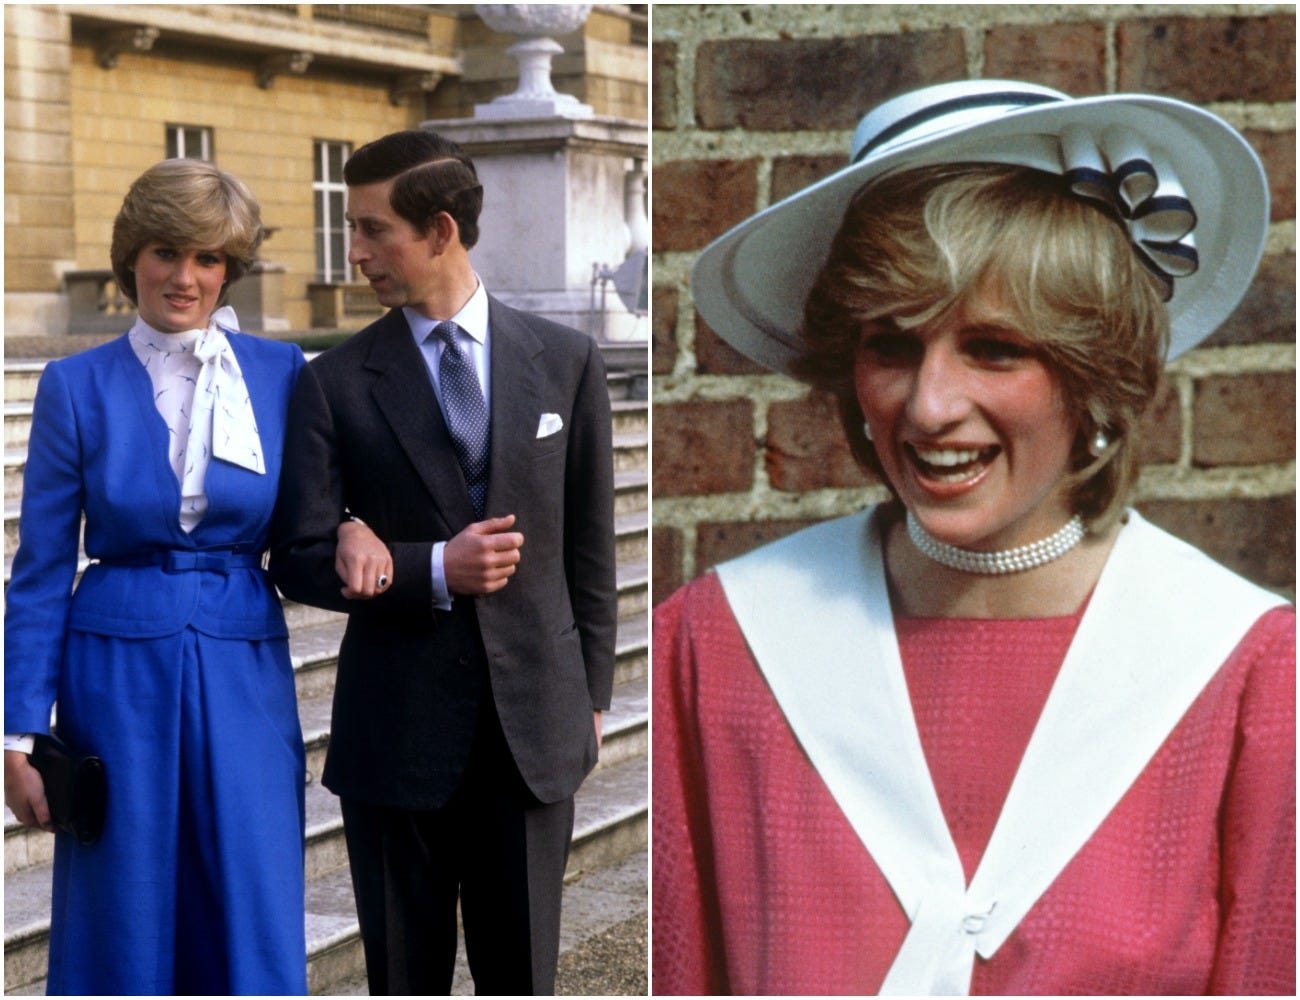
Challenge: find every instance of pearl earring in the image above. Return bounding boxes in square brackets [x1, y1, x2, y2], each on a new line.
[862, 421, 873, 442]
[1089, 428, 1110, 457]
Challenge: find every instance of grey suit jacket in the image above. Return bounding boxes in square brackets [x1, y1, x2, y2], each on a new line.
[270, 298, 617, 808]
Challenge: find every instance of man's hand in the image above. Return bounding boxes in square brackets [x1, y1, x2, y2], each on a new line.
[594, 710, 603, 751]
[444, 515, 524, 595]
[337, 519, 394, 599]
[5, 750, 51, 832]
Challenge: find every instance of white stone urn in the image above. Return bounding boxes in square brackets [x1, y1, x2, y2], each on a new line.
[475, 4, 594, 119]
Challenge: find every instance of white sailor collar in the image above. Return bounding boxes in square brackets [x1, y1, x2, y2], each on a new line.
[716, 506, 1286, 995]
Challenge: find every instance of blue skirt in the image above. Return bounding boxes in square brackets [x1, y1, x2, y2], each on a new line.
[45, 627, 307, 995]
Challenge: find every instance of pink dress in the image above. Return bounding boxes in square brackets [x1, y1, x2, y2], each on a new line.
[652, 571, 1295, 995]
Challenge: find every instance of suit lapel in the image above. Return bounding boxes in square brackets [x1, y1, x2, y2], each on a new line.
[365, 310, 476, 529]
[484, 297, 545, 517]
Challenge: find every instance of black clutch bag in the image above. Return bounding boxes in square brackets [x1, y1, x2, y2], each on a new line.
[28, 733, 107, 845]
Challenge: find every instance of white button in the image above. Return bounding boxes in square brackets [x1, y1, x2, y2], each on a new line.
[961, 903, 996, 935]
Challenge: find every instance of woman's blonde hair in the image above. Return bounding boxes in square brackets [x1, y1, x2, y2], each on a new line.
[110, 158, 263, 305]
[797, 163, 1169, 529]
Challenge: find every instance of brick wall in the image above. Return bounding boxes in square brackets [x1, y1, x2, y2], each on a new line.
[651, 4, 1296, 604]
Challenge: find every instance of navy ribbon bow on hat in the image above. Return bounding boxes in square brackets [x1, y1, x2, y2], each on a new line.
[1059, 124, 1198, 300]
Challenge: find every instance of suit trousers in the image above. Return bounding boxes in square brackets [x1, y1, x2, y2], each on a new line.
[340, 695, 576, 996]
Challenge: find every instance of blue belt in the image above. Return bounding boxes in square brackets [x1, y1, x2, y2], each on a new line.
[99, 551, 264, 574]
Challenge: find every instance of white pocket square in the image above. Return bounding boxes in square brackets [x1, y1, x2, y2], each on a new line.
[536, 412, 564, 438]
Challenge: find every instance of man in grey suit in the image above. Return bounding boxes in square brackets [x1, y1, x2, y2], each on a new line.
[271, 130, 617, 995]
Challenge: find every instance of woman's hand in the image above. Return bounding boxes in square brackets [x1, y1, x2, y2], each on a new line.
[336, 519, 394, 600]
[5, 749, 52, 832]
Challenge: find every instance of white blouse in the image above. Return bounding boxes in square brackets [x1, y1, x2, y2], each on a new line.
[127, 307, 264, 533]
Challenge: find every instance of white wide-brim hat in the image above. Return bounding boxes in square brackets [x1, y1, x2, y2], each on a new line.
[691, 79, 1268, 377]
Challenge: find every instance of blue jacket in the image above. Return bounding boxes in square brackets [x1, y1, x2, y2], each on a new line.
[5, 332, 305, 734]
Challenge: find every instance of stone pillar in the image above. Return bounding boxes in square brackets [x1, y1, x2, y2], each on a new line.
[434, 5, 647, 340]
[422, 114, 648, 340]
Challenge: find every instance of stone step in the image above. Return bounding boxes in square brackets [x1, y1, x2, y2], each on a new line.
[613, 466, 648, 515]
[4, 518, 650, 606]
[4, 502, 21, 554]
[0, 552, 347, 646]
[2, 374, 644, 456]
[287, 601, 646, 710]
[4, 404, 32, 451]
[610, 397, 647, 438]
[296, 672, 647, 884]
[3, 365, 44, 405]
[4, 660, 647, 880]
[611, 432, 647, 474]
[281, 598, 348, 635]
[305, 762, 648, 996]
[5, 450, 646, 516]
[2, 584, 646, 775]
[615, 507, 648, 565]
[3, 441, 646, 517]
[4, 451, 23, 503]
[616, 558, 648, 621]
[3, 747, 646, 995]
[3, 525, 650, 595]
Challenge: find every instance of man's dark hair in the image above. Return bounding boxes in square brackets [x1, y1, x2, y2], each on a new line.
[344, 130, 483, 249]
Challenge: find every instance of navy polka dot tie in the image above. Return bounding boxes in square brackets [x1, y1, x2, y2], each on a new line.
[432, 321, 490, 518]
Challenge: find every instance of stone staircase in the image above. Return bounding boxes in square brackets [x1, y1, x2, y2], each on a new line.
[2, 347, 649, 995]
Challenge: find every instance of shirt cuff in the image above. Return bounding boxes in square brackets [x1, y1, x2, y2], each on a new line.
[5, 734, 35, 754]
[430, 541, 453, 611]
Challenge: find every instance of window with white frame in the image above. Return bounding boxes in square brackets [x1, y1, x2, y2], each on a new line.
[166, 124, 212, 161]
[314, 140, 352, 283]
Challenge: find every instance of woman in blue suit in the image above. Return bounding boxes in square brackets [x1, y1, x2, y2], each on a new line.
[4, 159, 324, 994]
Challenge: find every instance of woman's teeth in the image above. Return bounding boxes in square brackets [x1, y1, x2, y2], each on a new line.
[909, 445, 998, 483]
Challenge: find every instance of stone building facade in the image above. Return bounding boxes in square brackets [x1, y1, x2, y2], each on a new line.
[651, 3, 1295, 601]
[5, 3, 648, 335]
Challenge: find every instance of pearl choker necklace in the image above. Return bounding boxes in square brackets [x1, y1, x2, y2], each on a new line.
[905, 512, 1086, 575]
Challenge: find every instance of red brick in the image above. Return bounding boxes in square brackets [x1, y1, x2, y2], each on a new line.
[1205, 252, 1296, 348]
[983, 22, 1106, 95]
[652, 525, 684, 607]
[1136, 496, 1295, 591]
[1244, 128, 1296, 222]
[652, 285, 677, 375]
[652, 40, 677, 131]
[766, 391, 875, 491]
[695, 517, 820, 575]
[771, 154, 849, 203]
[653, 400, 754, 497]
[1117, 15, 1296, 102]
[1192, 372, 1295, 467]
[652, 158, 759, 252]
[695, 32, 965, 131]
[1135, 378, 1181, 465]
[694, 311, 767, 376]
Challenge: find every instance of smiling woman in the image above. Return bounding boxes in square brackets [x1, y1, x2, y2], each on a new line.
[803, 164, 1168, 548]
[652, 80, 1295, 996]
[131, 242, 229, 333]
[5, 158, 330, 994]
